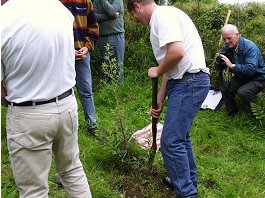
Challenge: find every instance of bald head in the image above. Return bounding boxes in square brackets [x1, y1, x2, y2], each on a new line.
[222, 24, 239, 34]
[221, 24, 240, 49]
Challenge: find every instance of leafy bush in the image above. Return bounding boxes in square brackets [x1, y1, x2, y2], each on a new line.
[124, 11, 157, 71]
[123, 1, 265, 89]
[173, 2, 265, 89]
[123, 1, 265, 126]
[125, 38, 156, 71]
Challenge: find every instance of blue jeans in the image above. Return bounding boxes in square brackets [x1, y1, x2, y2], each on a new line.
[98, 33, 125, 84]
[161, 71, 210, 198]
[75, 53, 96, 127]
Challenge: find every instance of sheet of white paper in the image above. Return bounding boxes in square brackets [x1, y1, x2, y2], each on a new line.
[201, 90, 222, 110]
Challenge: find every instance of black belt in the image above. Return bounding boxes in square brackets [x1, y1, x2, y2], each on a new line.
[169, 71, 207, 82]
[184, 70, 205, 76]
[8, 89, 72, 106]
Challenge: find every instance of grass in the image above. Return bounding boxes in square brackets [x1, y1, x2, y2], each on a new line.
[1, 70, 265, 197]
[193, 109, 265, 197]
[2, 2, 265, 197]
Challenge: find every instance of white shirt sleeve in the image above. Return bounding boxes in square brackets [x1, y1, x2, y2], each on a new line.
[155, 10, 183, 48]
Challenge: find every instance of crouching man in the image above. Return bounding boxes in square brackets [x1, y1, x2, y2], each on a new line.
[215, 24, 265, 116]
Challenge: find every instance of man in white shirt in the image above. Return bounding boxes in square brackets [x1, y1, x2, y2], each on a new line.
[127, 0, 210, 197]
[1, 0, 92, 197]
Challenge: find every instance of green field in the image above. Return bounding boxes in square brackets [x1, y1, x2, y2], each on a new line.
[1, 1, 265, 197]
[2, 70, 265, 197]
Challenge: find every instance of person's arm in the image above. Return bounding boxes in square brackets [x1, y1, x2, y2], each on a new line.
[1, 60, 7, 107]
[148, 41, 185, 78]
[150, 74, 168, 119]
[215, 46, 230, 71]
[232, 46, 261, 77]
[94, 0, 112, 23]
[1, 81, 7, 107]
[1, 0, 8, 6]
[95, 13, 112, 23]
[220, 43, 261, 78]
[102, 0, 122, 17]
[148, 41, 184, 119]
[84, 0, 99, 52]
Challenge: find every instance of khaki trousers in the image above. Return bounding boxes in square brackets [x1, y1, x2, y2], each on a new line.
[6, 94, 92, 198]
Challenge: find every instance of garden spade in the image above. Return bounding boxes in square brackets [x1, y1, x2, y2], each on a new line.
[148, 78, 158, 171]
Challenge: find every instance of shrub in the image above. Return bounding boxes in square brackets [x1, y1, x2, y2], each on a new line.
[173, 2, 265, 89]
[123, 1, 265, 89]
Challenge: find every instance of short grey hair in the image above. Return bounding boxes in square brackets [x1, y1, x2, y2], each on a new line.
[222, 24, 239, 34]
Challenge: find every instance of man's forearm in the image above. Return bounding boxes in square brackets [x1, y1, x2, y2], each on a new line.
[102, 0, 121, 16]
[1, 82, 7, 107]
[157, 42, 184, 77]
[95, 13, 112, 22]
[157, 74, 168, 104]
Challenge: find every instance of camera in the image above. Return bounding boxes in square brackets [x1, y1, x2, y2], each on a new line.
[215, 53, 226, 64]
[214, 52, 231, 71]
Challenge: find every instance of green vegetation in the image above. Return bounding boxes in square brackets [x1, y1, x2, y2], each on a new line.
[1, 1, 265, 198]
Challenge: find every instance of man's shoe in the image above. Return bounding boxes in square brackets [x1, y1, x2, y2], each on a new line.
[87, 126, 98, 136]
[162, 176, 174, 190]
[227, 109, 238, 117]
[54, 173, 63, 186]
[246, 112, 255, 118]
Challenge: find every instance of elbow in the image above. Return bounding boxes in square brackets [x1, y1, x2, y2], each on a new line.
[179, 52, 185, 60]
[175, 50, 185, 63]
[180, 46, 185, 56]
[177, 47, 185, 60]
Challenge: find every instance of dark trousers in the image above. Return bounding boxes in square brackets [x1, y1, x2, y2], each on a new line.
[222, 76, 265, 114]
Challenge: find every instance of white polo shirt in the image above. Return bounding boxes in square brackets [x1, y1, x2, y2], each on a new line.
[1, 0, 75, 103]
[150, 6, 209, 79]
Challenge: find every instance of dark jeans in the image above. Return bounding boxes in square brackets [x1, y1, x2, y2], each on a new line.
[222, 76, 265, 114]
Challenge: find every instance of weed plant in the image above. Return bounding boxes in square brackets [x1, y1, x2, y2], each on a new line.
[97, 43, 149, 170]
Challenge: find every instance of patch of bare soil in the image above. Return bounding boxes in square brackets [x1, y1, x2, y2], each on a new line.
[110, 167, 175, 198]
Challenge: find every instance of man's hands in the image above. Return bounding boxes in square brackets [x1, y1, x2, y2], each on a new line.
[75, 47, 88, 60]
[150, 101, 163, 119]
[113, 12, 120, 18]
[217, 53, 235, 69]
[148, 74, 168, 120]
[148, 67, 159, 78]
[148, 68, 160, 120]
